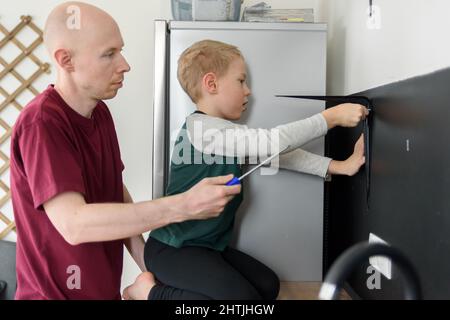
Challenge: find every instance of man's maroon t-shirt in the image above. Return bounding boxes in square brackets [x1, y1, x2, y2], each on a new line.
[10, 85, 125, 300]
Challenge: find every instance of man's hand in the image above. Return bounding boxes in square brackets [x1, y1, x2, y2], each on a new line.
[322, 103, 369, 129]
[179, 174, 241, 221]
[328, 134, 365, 176]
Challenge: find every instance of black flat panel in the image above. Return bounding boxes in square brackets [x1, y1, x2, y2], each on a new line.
[326, 67, 450, 299]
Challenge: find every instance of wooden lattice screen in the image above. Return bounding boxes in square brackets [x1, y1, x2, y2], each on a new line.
[0, 15, 51, 240]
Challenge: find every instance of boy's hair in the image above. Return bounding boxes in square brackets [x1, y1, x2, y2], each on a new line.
[178, 39, 243, 103]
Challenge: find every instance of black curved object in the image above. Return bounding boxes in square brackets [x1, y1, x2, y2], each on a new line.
[319, 242, 422, 300]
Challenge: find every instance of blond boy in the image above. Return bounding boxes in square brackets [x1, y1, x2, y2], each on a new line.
[124, 40, 368, 300]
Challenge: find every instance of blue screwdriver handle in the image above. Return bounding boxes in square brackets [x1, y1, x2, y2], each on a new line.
[226, 177, 241, 186]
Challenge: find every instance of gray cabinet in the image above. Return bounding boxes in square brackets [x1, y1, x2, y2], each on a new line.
[153, 21, 327, 280]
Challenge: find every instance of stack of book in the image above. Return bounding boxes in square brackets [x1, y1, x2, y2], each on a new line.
[242, 2, 314, 23]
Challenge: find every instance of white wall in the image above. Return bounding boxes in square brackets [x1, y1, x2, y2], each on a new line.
[317, 0, 450, 95]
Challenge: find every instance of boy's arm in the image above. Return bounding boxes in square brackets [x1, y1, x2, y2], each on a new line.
[321, 103, 369, 129]
[276, 148, 332, 178]
[123, 185, 146, 272]
[187, 113, 328, 159]
[274, 135, 366, 178]
[187, 104, 368, 160]
[328, 134, 366, 176]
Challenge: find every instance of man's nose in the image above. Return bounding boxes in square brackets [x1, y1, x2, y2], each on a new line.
[118, 54, 131, 73]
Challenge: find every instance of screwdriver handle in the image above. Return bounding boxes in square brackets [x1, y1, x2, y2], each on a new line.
[226, 177, 241, 186]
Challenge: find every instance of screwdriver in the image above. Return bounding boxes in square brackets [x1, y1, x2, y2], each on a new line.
[226, 146, 290, 186]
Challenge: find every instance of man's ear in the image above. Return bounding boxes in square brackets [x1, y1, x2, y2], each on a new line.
[54, 49, 75, 72]
[202, 72, 218, 94]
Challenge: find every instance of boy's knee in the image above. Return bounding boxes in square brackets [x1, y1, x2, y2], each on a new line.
[259, 270, 280, 300]
[223, 287, 262, 300]
[213, 281, 262, 300]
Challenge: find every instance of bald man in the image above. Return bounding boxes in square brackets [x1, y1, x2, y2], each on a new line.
[10, 2, 240, 300]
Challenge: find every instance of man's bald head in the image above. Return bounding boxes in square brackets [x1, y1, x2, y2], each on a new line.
[43, 2, 130, 103]
[44, 1, 120, 60]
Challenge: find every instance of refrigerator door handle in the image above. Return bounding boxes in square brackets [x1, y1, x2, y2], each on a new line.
[152, 20, 169, 199]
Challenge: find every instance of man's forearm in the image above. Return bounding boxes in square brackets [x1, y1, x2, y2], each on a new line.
[123, 185, 147, 272]
[70, 194, 187, 245]
[45, 176, 238, 246]
[124, 235, 146, 272]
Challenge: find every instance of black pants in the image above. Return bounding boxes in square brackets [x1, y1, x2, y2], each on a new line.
[144, 237, 280, 300]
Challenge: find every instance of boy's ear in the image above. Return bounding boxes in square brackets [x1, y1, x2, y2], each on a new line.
[54, 49, 75, 72]
[202, 72, 218, 94]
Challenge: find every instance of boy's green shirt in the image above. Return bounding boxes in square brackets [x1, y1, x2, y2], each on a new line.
[150, 111, 243, 251]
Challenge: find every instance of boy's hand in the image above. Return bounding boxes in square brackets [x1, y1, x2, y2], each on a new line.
[328, 134, 365, 176]
[322, 103, 369, 129]
[181, 175, 241, 221]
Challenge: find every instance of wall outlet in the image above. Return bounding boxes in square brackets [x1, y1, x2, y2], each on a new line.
[368, 233, 392, 280]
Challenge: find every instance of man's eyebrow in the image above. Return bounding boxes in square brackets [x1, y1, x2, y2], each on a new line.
[103, 46, 123, 53]
[240, 73, 247, 78]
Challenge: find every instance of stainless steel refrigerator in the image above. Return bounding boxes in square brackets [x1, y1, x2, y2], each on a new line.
[152, 20, 327, 281]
